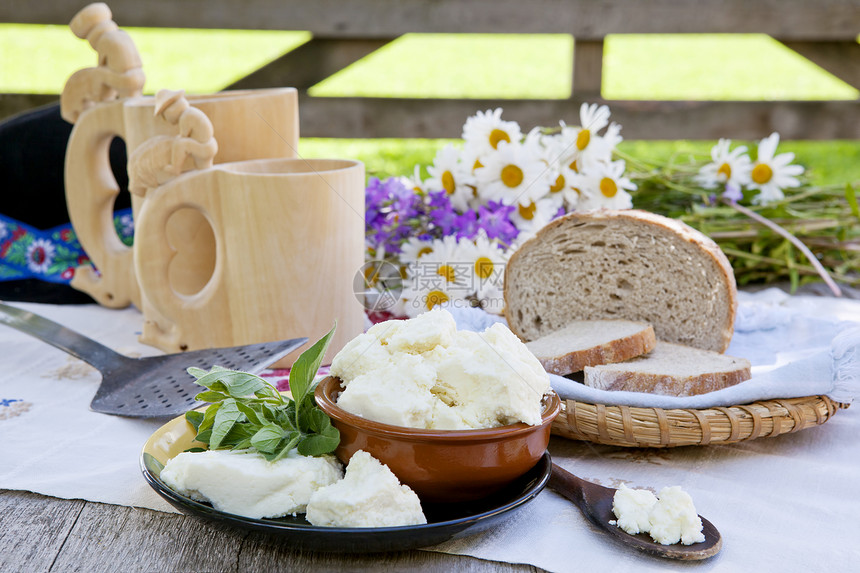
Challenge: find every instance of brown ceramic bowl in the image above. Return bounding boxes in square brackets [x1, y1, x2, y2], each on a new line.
[314, 376, 561, 503]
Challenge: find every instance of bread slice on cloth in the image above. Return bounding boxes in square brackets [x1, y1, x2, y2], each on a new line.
[583, 341, 751, 396]
[504, 209, 737, 353]
[526, 320, 656, 376]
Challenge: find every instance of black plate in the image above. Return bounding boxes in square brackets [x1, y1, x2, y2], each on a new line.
[141, 451, 551, 553]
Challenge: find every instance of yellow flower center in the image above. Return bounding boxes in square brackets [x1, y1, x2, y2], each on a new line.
[437, 264, 456, 283]
[717, 162, 732, 179]
[489, 129, 510, 149]
[441, 170, 456, 194]
[473, 158, 483, 171]
[569, 159, 579, 172]
[576, 129, 591, 151]
[751, 163, 773, 184]
[363, 265, 380, 286]
[425, 290, 449, 310]
[474, 257, 494, 279]
[417, 246, 433, 258]
[550, 174, 565, 193]
[517, 202, 537, 220]
[501, 164, 524, 188]
[600, 177, 618, 198]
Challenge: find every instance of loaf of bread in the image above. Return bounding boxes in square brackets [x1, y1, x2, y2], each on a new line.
[525, 320, 656, 376]
[583, 341, 751, 396]
[504, 210, 737, 353]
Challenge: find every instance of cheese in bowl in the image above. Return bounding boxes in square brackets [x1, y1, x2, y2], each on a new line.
[316, 308, 560, 502]
[329, 308, 552, 429]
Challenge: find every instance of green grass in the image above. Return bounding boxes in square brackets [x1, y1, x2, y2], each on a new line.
[300, 138, 860, 187]
[3, 25, 858, 185]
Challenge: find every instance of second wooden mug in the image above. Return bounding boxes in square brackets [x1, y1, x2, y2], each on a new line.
[64, 87, 299, 309]
[133, 158, 367, 367]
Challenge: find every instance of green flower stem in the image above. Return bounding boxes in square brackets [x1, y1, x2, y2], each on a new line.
[721, 199, 842, 296]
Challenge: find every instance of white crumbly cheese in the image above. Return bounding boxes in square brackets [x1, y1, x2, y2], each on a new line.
[305, 450, 426, 527]
[159, 449, 342, 519]
[648, 486, 706, 545]
[611, 483, 705, 545]
[329, 308, 551, 429]
[611, 483, 657, 534]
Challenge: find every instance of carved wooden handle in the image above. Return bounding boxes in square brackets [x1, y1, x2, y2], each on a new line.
[64, 100, 140, 308]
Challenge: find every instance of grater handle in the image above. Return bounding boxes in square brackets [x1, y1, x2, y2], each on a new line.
[0, 302, 127, 373]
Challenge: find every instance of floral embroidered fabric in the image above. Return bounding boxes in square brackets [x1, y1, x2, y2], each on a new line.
[0, 209, 134, 284]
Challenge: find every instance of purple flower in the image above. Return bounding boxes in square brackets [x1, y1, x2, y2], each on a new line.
[429, 202, 458, 235]
[722, 182, 743, 204]
[477, 201, 519, 246]
[454, 209, 479, 240]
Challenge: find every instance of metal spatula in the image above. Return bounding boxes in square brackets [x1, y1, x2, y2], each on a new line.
[0, 302, 307, 418]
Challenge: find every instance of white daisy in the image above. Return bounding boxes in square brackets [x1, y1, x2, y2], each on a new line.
[561, 171, 586, 210]
[555, 103, 616, 172]
[460, 231, 509, 298]
[404, 236, 470, 300]
[462, 108, 523, 159]
[399, 236, 435, 263]
[546, 163, 577, 209]
[403, 165, 428, 195]
[748, 132, 804, 205]
[26, 238, 56, 273]
[587, 121, 623, 168]
[694, 139, 752, 190]
[425, 144, 473, 212]
[400, 281, 461, 318]
[510, 197, 562, 236]
[476, 281, 507, 315]
[474, 140, 550, 207]
[577, 160, 636, 210]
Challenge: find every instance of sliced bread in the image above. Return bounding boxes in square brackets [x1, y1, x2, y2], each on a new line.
[504, 209, 737, 353]
[526, 320, 656, 376]
[583, 341, 751, 397]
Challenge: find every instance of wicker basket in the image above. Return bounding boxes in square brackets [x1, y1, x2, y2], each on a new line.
[551, 395, 850, 448]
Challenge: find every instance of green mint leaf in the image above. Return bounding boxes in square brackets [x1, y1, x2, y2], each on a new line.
[194, 391, 230, 403]
[183, 329, 341, 459]
[183, 447, 208, 453]
[194, 428, 212, 444]
[305, 406, 333, 434]
[250, 424, 286, 454]
[198, 401, 222, 435]
[192, 369, 268, 397]
[296, 425, 340, 456]
[235, 402, 266, 426]
[185, 410, 205, 431]
[187, 367, 209, 380]
[269, 432, 301, 462]
[289, 323, 336, 423]
[209, 399, 243, 450]
[231, 438, 253, 451]
[221, 422, 256, 446]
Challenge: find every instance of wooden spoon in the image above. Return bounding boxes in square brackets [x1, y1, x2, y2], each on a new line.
[549, 463, 722, 560]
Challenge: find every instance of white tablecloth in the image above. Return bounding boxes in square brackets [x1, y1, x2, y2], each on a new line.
[1, 293, 859, 572]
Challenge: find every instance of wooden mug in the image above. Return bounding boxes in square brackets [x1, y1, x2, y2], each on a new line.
[133, 158, 366, 367]
[64, 88, 299, 308]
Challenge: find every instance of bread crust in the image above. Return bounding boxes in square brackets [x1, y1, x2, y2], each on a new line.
[532, 324, 657, 376]
[504, 209, 738, 352]
[583, 364, 751, 397]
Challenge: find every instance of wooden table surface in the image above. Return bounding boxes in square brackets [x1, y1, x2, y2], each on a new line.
[0, 489, 544, 572]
